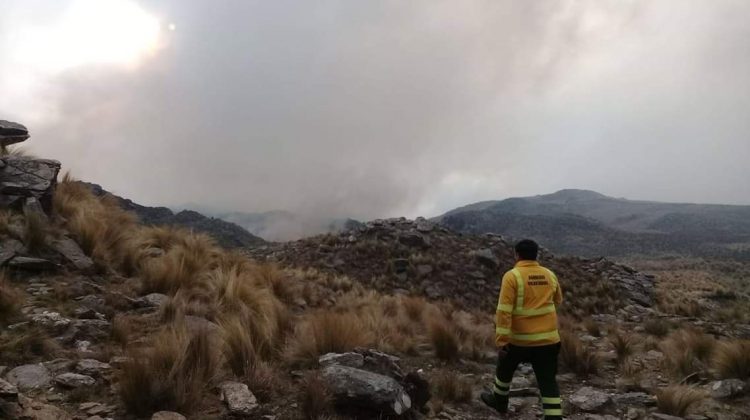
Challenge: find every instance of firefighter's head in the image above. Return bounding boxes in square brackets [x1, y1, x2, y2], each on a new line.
[514, 239, 538, 261]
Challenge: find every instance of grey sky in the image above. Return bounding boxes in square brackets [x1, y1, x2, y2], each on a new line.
[2, 0, 749, 221]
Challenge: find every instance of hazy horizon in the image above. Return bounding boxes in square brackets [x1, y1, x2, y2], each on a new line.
[2, 0, 749, 221]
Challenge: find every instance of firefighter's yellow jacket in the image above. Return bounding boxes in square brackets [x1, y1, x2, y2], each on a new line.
[495, 260, 563, 347]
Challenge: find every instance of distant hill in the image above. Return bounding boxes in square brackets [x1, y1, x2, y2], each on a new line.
[437, 189, 750, 260]
[212, 209, 363, 242]
[84, 183, 267, 248]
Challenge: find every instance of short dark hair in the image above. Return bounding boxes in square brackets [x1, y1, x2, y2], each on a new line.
[515, 239, 539, 260]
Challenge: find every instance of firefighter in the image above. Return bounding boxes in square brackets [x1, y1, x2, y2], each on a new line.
[481, 239, 564, 419]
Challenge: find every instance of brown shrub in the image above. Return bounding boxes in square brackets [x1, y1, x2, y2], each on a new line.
[287, 312, 372, 366]
[298, 372, 333, 420]
[111, 315, 132, 347]
[428, 317, 460, 362]
[559, 330, 600, 376]
[656, 385, 707, 416]
[431, 370, 472, 403]
[714, 340, 750, 380]
[254, 263, 296, 304]
[118, 327, 219, 416]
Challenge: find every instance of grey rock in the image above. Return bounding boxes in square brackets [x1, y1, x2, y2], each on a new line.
[0, 238, 24, 266]
[75, 359, 111, 377]
[613, 392, 656, 406]
[0, 377, 18, 398]
[323, 364, 412, 415]
[415, 221, 434, 233]
[0, 120, 29, 146]
[30, 311, 71, 331]
[569, 386, 611, 411]
[398, 232, 429, 248]
[220, 381, 258, 416]
[140, 293, 169, 308]
[55, 372, 95, 388]
[473, 248, 499, 268]
[319, 352, 365, 368]
[42, 359, 75, 374]
[18, 395, 73, 420]
[50, 236, 93, 272]
[8, 256, 58, 271]
[6, 364, 51, 391]
[151, 412, 187, 420]
[709, 379, 746, 399]
[416, 265, 433, 276]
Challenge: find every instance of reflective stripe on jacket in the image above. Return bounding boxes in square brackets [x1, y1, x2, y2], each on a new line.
[495, 260, 563, 347]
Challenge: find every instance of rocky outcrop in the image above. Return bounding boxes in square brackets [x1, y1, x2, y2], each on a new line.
[0, 120, 29, 146]
[0, 156, 61, 213]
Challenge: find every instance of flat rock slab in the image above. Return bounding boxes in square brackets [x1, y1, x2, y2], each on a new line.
[220, 381, 258, 416]
[319, 352, 365, 368]
[6, 364, 52, 391]
[50, 237, 93, 272]
[8, 256, 58, 271]
[55, 372, 95, 388]
[323, 364, 412, 416]
[75, 359, 111, 377]
[569, 386, 611, 412]
[0, 120, 29, 146]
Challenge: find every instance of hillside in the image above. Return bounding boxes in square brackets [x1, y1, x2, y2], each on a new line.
[438, 189, 750, 260]
[84, 182, 267, 249]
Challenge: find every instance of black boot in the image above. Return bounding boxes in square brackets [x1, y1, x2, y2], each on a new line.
[480, 391, 508, 414]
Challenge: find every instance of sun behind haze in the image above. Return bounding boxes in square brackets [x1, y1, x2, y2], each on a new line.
[1, 0, 748, 222]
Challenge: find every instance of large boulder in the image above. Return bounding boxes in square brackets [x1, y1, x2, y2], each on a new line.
[569, 387, 611, 412]
[322, 364, 412, 416]
[6, 364, 52, 391]
[0, 120, 29, 146]
[0, 156, 61, 213]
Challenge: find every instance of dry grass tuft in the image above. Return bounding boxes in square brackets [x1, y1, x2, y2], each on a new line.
[559, 330, 600, 376]
[609, 330, 635, 364]
[402, 296, 426, 322]
[0, 326, 61, 363]
[22, 208, 50, 254]
[428, 317, 460, 362]
[714, 340, 750, 380]
[221, 315, 258, 377]
[299, 372, 333, 420]
[644, 318, 672, 337]
[583, 319, 601, 337]
[118, 326, 219, 416]
[287, 312, 372, 366]
[431, 370, 473, 403]
[0, 273, 21, 325]
[656, 385, 707, 416]
[660, 329, 716, 379]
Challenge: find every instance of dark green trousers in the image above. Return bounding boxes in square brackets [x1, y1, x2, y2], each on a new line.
[493, 343, 562, 419]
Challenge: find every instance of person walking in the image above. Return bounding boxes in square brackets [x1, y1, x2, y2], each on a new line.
[481, 239, 564, 419]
